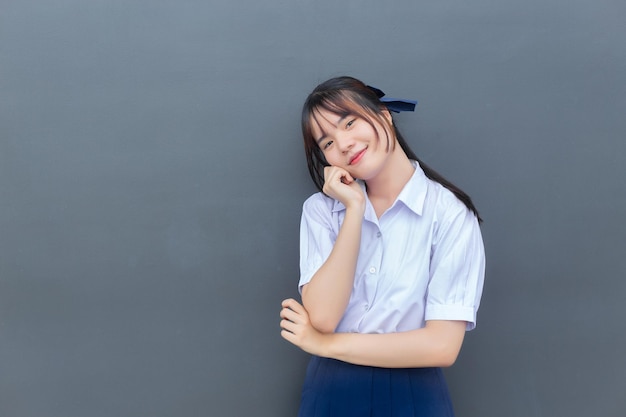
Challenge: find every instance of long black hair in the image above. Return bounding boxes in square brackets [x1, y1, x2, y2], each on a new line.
[301, 76, 482, 222]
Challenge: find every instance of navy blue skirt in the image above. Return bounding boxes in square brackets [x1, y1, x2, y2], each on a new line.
[298, 356, 455, 417]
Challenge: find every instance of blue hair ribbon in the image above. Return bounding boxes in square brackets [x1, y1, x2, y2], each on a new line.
[367, 85, 417, 113]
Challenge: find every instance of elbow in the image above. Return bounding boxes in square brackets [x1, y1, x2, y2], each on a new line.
[309, 314, 338, 334]
[301, 292, 340, 334]
[422, 321, 466, 367]
[436, 343, 462, 367]
[438, 350, 460, 368]
[428, 335, 462, 367]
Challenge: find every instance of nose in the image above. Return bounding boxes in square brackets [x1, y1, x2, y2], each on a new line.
[335, 131, 355, 153]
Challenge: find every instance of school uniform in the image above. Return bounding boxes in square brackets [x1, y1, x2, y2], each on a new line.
[297, 161, 485, 417]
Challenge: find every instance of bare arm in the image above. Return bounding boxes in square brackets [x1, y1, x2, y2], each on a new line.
[280, 298, 466, 368]
[301, 167, 365, 333]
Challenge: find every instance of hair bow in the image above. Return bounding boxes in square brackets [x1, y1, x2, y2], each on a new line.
[367, 85, 417, 113]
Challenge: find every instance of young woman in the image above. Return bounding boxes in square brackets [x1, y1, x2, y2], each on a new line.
[280, 76, 485, 416]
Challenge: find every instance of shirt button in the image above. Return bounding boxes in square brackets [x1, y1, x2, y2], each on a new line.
[364, 304, 369, 310]
[369, 267, 376, 274]
[376, 231, 382, 238]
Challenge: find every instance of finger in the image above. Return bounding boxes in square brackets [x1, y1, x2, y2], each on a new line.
[281, 329, 298, 345]
[281, 298, 305, 314]
[280, 307, 304, 324]
[279, 318, 291, 330]
[280, 318, 298, 334]
[282, 297, 300, 307]
[341, 171, 355, 184]
[280, 307, 296, 321]
[324, 166, 346, 183]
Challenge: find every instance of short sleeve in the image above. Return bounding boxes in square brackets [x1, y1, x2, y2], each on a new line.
[424, 198, 485, 330]
[298, 194, 338, 293]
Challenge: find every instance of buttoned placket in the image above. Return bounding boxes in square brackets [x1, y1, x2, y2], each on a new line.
[355, 195, 386, 328]
[362, 226, 384, 314]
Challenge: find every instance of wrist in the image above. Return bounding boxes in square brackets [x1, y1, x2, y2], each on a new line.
[344, 199, 365, 216]
[320, 332, 338, 359]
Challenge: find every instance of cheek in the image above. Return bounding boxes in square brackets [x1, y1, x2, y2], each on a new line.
[372, 126, 393, 152]
[360, 123, 383, 148]
[322, 150, 341, 166]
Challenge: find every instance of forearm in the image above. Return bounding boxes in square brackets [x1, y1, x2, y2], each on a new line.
[322, 321, 467, 368]
[302, 208, 363, 333]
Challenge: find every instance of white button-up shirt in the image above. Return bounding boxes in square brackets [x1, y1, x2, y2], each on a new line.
[299, 161, 485, 334]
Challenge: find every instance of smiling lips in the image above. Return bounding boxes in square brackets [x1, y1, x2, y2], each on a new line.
[349, 148, 366, 165]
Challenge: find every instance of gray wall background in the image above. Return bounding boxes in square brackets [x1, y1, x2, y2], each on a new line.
[1, 0, 625, 416]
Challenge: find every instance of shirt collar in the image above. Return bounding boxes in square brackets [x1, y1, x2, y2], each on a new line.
[395, 160, 428, 216]
[330, 160, 428, 217]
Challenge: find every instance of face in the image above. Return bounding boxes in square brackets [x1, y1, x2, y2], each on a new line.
[310, 107, 395, 181]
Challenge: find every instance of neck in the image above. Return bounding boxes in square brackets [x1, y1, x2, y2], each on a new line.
[365, 142, 415, 203]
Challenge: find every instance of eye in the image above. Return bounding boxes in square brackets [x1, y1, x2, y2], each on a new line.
[323, 140, 333, 150]
[346, 119, 356, 128]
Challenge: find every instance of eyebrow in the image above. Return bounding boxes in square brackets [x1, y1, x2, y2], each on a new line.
[315, 134, 328, 145]
[315, 114, 349, 145]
